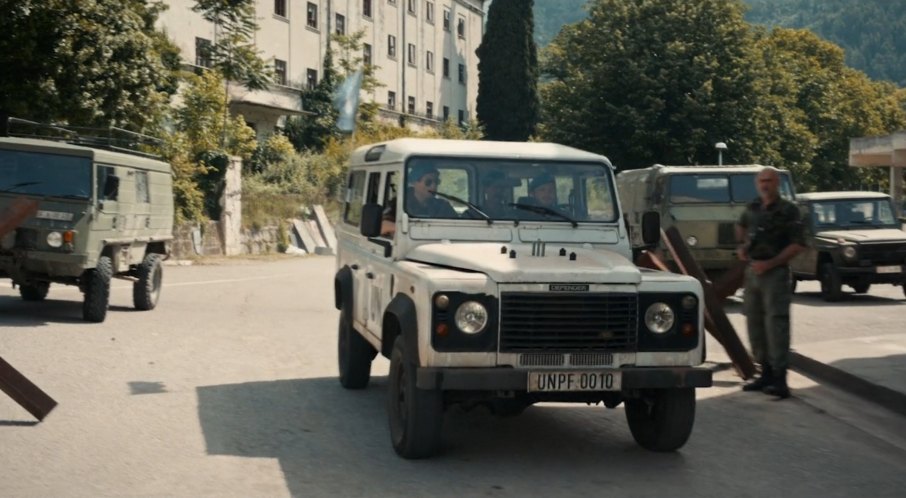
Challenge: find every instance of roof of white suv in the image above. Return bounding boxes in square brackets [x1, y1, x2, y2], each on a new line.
[349, 138, 613, 167]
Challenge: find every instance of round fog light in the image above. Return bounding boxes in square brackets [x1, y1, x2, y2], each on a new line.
[645, 302, 675, 334]
[686, 236, 698, 247]
[681, 295, 697, 310]
[46, 231, 63, 248]
[454, 301, 488, 334]
[434, 294, 450, 310]
[843, 246, 857, 260]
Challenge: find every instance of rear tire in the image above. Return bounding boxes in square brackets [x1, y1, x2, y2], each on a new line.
[82, 256, 112, 323]
[338, 309, 375, 389]
[133, 253, 163, 310]
[820, 263, 843, 302]
[851, 283, 870, 294]
[388, 336, 443, 459]
[19, 282, 50, 301]
[625, 388, 696, 452]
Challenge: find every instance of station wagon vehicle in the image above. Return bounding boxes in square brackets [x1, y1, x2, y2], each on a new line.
[617, 165, 795, 277]
[333, 139, 712, 458]
[791, 191, 906, 301]
[0, 131, 173, 322]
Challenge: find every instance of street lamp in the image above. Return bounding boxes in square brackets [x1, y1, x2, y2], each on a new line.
[715, 142, 728, 166]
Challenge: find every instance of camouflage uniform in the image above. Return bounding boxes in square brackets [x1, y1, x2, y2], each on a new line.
[738, 197, 804, 379]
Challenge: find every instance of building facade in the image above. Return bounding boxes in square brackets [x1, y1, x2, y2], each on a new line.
[157, 0, 486, 136]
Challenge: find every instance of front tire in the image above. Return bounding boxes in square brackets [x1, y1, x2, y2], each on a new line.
[19, 282, 50, 301]
[338, 309, 375, 389]
[83, 256, 112, 323]
[388, 336, 443, 459]
[820, 263, 844, 302]
[625, 388, 696, 452]
[133, 253, 163, 310]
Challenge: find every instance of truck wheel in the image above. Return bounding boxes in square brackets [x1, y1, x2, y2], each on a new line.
[388, 336, 443, 459]
[851, 283, 870, 294]
[83, 256, 112, 323]
[19, 282, 50, 301]
[625, 388, 696, 452]
[133, 253, 163, 310]
[338, 309, 374, 389]
[820, 263, 843, 302]
[790, 277, 797, 294]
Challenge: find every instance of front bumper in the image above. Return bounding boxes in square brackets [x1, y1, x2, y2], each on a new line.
[416, 366, 713, 391]
[837, 265, 905, 283]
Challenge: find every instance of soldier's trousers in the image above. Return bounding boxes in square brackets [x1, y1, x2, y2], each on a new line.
[743, 264, 792, 371]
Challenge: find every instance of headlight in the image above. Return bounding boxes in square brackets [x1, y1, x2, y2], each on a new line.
[681, 295, 698, 310]
[842, 246, 857, 260]
[686, 236, 698, 247]
[644, 302, 675, 334]
[454, 301, 488, 334]
[46, 231, 63, 248]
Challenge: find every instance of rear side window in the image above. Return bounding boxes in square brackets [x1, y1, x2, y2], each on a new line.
[97, 165, 118, 201]
[135, 171, 150, 203]
[344, 170, 367, 226]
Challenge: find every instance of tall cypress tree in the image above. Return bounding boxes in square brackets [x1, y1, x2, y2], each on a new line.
[476, 0, 540, 141]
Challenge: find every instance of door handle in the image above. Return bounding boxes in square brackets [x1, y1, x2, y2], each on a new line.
[366, 272, 375, 279]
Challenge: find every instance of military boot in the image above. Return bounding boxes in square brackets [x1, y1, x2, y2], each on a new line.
[742, 365, 773, 392]
[763, 368, 791, 399]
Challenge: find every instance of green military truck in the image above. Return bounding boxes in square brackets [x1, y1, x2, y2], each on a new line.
[617, 165, 795, 277]
[0, 134, 173, 322]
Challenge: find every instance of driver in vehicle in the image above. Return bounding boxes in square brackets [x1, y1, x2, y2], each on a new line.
[527, 172, 557, 208]
[381, 164, 456, 236]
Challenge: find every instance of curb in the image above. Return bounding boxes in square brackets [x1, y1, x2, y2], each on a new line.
[790, 351, 906, 418]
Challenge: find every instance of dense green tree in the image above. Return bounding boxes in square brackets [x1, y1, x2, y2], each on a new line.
[285, 43, 340, 153]
[0, 0, 177, 129]
[540, 0, 766, 168]
[191, 0, 272, 91]
[476, 0, 540, 141]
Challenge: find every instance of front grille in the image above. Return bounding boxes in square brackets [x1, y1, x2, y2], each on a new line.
[15, 228, 38, 250]
[570, 352, 614, 366]
[859, 243, 906, 266]
[717, 223, 737, 247]
[500, 293, 638, 352]
[519, 353, 565, 367]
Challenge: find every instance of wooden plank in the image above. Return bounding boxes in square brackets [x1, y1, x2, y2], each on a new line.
[0, 356, 57, 421]
[662, 226, 757, 379]
[291, 219, 317, 252]
[712, 261, 746, 301]
[306, 220, 327, 248]
[0, 197, 39, 238]
[312, 205, 337, 249]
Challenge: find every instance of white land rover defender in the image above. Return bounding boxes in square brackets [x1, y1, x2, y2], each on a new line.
[334, 139, 712, 458]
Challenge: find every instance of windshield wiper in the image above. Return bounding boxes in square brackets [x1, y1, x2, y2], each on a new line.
[509, 203, 579, 227]
[0, 181, 43, 193]
[432, 191, 493, 224]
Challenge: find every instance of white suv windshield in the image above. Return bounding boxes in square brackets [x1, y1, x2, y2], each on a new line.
[403, 157, 618, 223]
[811, 199, 898, 228]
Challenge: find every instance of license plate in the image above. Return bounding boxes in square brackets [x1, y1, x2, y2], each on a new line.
[877, 265, 902, 274]
[527, 371, 621, 392]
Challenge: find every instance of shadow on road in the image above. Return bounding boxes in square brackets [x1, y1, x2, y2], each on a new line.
[791, 291, 905, 308]
[0, 296, 87, 327]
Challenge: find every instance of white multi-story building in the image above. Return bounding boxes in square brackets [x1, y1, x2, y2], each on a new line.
[157, 0, 486, 137]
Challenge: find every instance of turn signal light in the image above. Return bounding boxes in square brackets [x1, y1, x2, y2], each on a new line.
[435, 323, 449, 337]
[682, 323, 695, 337]
[63, 231, 75, 243]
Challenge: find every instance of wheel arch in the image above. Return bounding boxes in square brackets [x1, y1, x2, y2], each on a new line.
[334, 266, 354, 311]
[382, 293, 419, 363]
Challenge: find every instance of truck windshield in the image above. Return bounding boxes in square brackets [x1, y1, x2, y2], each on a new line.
[0, 149, 92, 200]
[402, 157, 618, 223]
[810, 199, 898, 228]
[669, 173, 794, 204]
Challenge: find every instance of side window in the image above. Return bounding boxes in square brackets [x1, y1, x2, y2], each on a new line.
[135, 171, 150, 203]
[344, 170, 367, 226]
[383, 171, 398, 211]
[97, 165, 119, 201]
[366, 172, 381, 204]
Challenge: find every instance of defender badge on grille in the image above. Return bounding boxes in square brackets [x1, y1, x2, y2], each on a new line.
[549, 284, 589, 292]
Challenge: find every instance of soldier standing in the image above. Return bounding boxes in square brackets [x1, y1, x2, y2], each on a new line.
[736, 167, 806, 399]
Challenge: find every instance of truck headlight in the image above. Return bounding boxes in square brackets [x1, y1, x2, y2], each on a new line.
[686, 236, 698, 247]
[455, 301, 488, 334]
[644, 302, 675, 334]
[842, 246, 857, 260]
[46, 231, 63, 248]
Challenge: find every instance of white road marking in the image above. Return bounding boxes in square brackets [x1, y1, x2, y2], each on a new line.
[50, 274, 287, 293]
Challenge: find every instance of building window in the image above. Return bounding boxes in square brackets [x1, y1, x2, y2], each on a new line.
[443, 106, 450, 121]
[442, 57, 450, 78]
[426, 1, 434, 23]
[408, 96, 416, 114]
[363, 43, 372, 66]
[458, 109, 465, 125]
[457, 17, 465, 38]
[363, 0, 372, 18]
[388, 35, 396, 58]
[275, 59, 287, 85]
[407, 0, 416, 15]
[336, 13, 345, 35]
[306, 2, 318, 29]
[388, 91, 397, 110]
[426, 101, 433, 118]
[426, 51, 434, 73]
[195, 37, 213, 68]
[307, 68, 318, 89]
[274, 0, 287, 18]
[443, 8, 451, 31]
[458, 63, 465, 84]
[407, 43, 416, 66]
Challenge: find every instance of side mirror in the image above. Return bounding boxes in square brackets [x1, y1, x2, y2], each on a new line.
[360, 203, 384, 238]
[641, 211, 660, 246]
[103, 175, 120, 201]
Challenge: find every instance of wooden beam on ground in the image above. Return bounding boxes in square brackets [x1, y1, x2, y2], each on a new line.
[662, 227, 757, 379]
[712, 260, 746, 301]
[0, 197, 39, 238]
[0, 357, 57, 421]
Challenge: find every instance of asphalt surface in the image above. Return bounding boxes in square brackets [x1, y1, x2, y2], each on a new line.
[2, 257, 905, 497]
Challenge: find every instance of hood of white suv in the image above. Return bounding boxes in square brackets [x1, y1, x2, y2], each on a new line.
[815, 228, 906, 243]
[405, 242, 641, 284]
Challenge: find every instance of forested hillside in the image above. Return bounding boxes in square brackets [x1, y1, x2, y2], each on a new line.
[533, 0, 587, 46]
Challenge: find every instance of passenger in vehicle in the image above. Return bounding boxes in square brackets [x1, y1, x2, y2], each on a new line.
[381, 164, 456, 236]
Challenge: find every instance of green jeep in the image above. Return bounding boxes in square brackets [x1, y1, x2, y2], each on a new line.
[0, 136, 174, 322]
[791, 191, 906, 301]
[617, 164, 795, 277]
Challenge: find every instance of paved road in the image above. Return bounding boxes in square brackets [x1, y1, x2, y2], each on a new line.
[2, 257, 905, 497]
